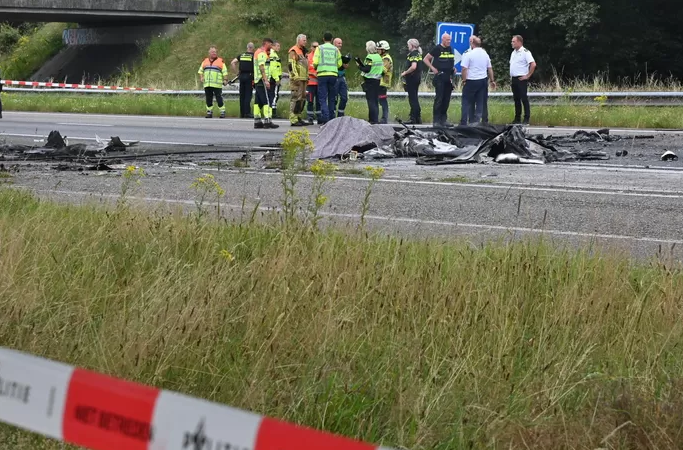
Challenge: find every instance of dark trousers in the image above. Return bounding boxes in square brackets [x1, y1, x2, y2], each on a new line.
[238, 75, 253, 117]
[270, 80, 280, 114]
[405, 78, 421, 122]
[511, 77, 530, 121]
[460, 78, 488, 125]
[0, 82, 3, 118]
[306, 85, 320, 121]
[335, 75, 348, 116]
[317, 75, 337, 124]
[432, 72, 453, 125]
[362, 78, 380, 124]
[379, 86, 389, 124]
[204, 87, 224, 110]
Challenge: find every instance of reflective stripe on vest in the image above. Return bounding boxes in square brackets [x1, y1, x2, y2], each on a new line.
[238, 52, 253, 74]
[200, 58, 225, 88]
[363, 54, 383, 79]
[380, 53, 393, 88]
[289, 45, 308, 81]
[316, 43, 338, 76]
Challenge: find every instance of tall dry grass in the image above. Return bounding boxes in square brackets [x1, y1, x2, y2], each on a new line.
[1, 161, 683, 449]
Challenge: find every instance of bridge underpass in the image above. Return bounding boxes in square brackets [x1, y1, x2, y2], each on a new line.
[0, 0, 208, 82]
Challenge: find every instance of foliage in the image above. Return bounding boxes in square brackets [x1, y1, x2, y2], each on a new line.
[0, 23, 65, 80]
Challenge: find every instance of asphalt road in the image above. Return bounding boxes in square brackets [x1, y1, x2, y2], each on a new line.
[3, 112, 683, 261]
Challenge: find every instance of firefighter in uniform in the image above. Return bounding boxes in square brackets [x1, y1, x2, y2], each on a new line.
[198, 46, 229, 118]
[231, 43, 255, 118]
[377, 40, 393, 124]
[288, 34, 309, 126]
[355, 41, 383, 124]
[253, 38, 279, 129]
[269, 41, 282, 118]
[306, 41, 321, 124]
[423, 33, 455, 126]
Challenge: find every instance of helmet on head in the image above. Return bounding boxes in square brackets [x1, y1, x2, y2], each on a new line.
[377, 40, 390, 51]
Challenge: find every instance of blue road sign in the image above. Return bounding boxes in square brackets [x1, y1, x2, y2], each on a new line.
[436, 22, 475, 75]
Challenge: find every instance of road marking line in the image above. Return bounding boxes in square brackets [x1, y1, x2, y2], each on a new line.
[22, 188, 683, 246]
[0, 133, 211, 147]
[56, 123, 115, 127]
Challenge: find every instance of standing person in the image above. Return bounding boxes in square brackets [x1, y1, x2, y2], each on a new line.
[231, 43, 255, 118]
[0, 68, 3, 119]
[306, 41, 320, 125]
[198, 46, 228, 118]
[460, 36, 495, 125]
[355, 40, 383, 124]
[377, 40, 393, 124]
[423, 33, 455, 126]
[333, 37, 350, 117]
[288, 34, 309, 127]
[269, 41, 282, 118]
[253, 38, 279, 129]
[313, 32, 341, 125]
[400, 39, 422, 124]
[509, 35, 536, 124]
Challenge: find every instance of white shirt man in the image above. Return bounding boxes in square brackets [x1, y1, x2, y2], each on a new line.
[461, 47, 491, 81]
[460, 38, 495, 125]
[509, 35, 536, 124]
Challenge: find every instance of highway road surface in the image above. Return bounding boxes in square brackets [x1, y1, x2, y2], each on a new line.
[3, 111, 683, 260]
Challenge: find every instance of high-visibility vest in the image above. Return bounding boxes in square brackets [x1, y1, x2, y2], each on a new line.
[362, 53, 384, 80]
[253, 48, 271, 83]
[288, 45, 308, 81]
[380, 53, 393, 88]
[238, 52, 254, 75]
[198, 57, 227, 88]
[307, 52, 317, 86]
[313, 42, 340, 77]
[270, 50, 282, 82]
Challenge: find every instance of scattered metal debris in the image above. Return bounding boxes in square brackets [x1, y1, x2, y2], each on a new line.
[661, 150, 679, 161]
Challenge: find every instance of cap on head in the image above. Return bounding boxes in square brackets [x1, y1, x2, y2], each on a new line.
[377, 40, 390, 51]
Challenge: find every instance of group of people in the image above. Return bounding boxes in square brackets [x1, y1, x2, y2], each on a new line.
[196, 32, 537, 128]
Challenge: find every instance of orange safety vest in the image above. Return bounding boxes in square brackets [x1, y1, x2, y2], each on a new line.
[289, 45, 308, 81]
[199, 57, 227, 88]
[307, 52, 318, 86]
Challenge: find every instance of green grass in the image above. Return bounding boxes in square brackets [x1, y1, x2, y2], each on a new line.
[118, 0, 394, 90]
[1, 185, 683, 449]
[4, 93, 683, 128]
[0, 23, 66, 80]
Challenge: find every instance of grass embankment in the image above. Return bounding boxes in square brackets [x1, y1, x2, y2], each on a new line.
[1, 181, 683, 449]
[0, 23, 65, 80]
[122, 0, 391, 90]
[5, 93, 683, 128]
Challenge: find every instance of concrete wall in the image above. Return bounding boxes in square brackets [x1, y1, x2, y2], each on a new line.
[62, 24, 182, 46]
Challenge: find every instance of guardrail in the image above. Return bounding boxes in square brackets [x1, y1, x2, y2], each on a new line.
[3, 80, 683, 99]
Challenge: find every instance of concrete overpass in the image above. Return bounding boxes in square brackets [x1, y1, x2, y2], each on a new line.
[0, 0, 208, 25]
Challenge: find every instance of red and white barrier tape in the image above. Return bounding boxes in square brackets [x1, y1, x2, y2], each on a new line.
[1, 79, 159, 91]
[0, 347, 394, 450]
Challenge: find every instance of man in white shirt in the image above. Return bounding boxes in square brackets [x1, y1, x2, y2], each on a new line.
[509, 35, 536, 124]
[460, 36, 495, 125]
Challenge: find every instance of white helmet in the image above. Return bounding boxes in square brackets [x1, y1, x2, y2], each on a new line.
[377, 40, 390, 51]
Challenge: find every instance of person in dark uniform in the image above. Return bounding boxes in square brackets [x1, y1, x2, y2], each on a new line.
[400, 38, 423, 124]
[423, 32, 455, 126]
[231, 42, 255, 118]
[0, 68, 3, 119]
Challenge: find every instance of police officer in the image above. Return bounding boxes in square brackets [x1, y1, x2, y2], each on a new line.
[423, 33, 455, 126]
[377, 40, 393, 124]
[231, 43, 255, 118]
[288, 34, 309, 126]
[400, 38, 422, 124]
[356, 40, 383, 124]
[198, 46, 229, 118]
[509, 35, 536, 124]
[253, 38, 279, 129]
[0, 67, 3, 119]
[333, 37, 350, 117]
[269, 41, 282, 118]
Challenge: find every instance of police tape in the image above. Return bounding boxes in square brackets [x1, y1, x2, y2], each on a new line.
[1, 79, 161, 91]
[0, 347, 395, 450]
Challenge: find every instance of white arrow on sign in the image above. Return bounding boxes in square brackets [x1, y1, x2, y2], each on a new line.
[453, 49, 462, 65]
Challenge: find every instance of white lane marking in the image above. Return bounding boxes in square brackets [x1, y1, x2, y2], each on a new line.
[167, 166, 683, 199]
[56, 122, 114, 127]
[21, 188, 683, 246]
[0, 133, 211, 147]
[8, 111, 293, 123]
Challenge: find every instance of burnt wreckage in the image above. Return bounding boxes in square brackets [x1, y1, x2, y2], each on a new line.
[311, 116, 650, 165]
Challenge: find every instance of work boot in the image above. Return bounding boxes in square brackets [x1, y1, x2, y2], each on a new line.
[290, 119, 306, 127]
[254, 119, 264, 129]
[220, 111, 226, 118]
[205, 110, 213, 119]
[264, 119, 279, 129]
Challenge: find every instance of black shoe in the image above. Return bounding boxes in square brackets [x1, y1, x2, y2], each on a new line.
[220, 111, 226, 118]
[290, 120, 306, 127]
[205, 111, 213, 118]
[264, 120, 279, 129]
[522, 119, 530, 125]
[254, 120, 264, 129]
